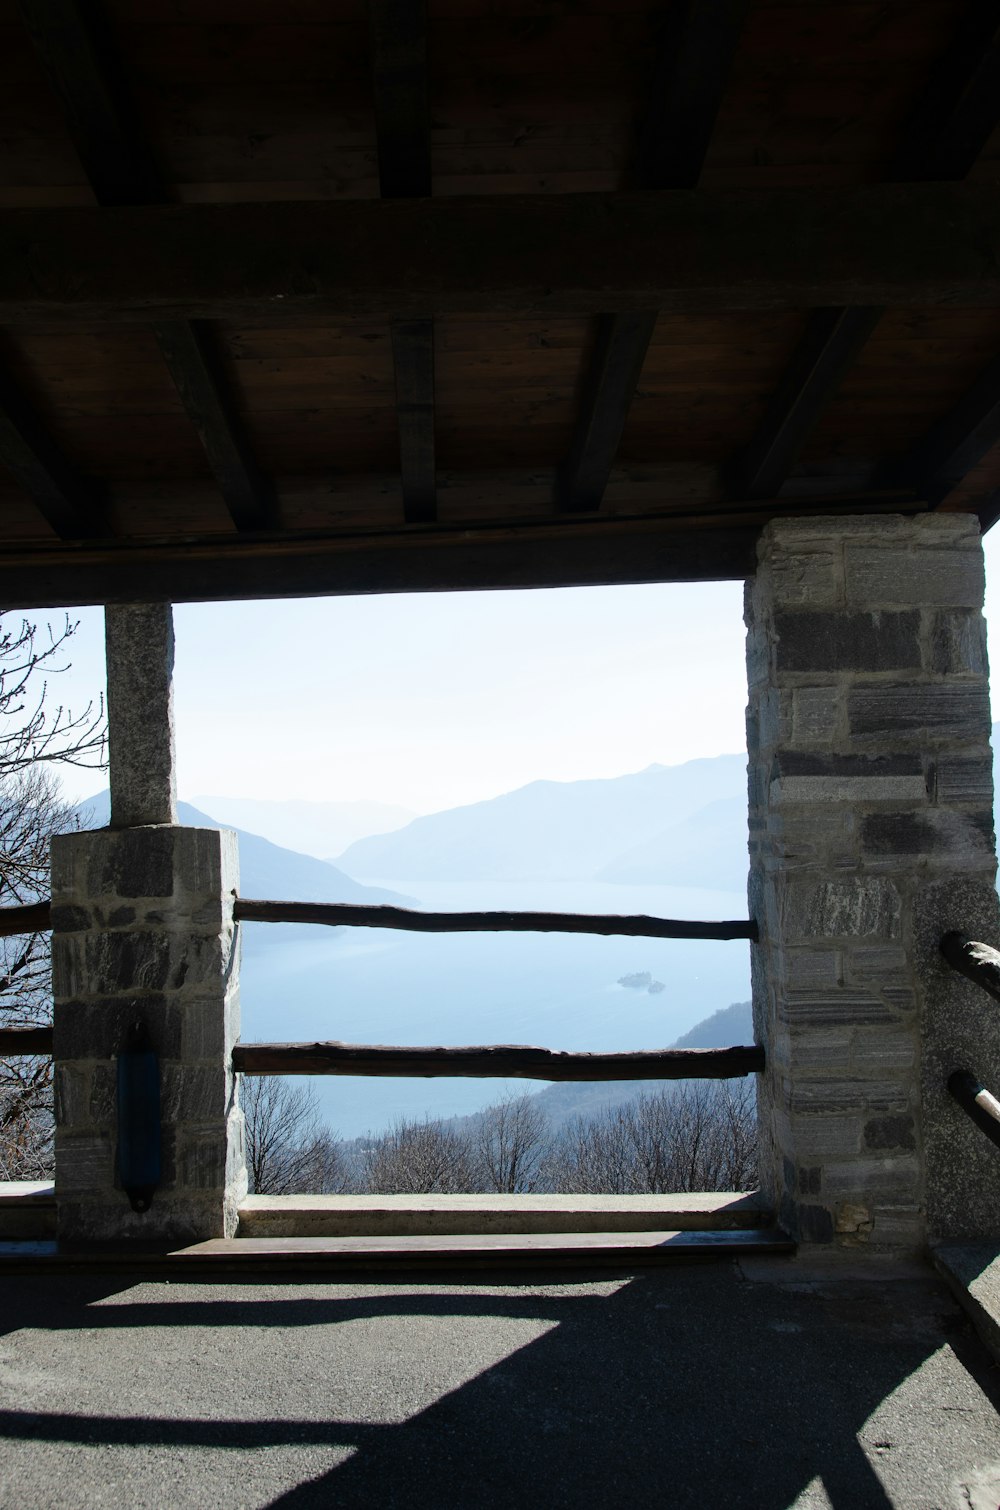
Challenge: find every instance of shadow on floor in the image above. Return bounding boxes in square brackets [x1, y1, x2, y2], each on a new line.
[0, 1261, 996, 1509]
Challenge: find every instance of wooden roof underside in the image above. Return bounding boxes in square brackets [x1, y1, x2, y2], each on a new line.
[2, 0, 1000, 606]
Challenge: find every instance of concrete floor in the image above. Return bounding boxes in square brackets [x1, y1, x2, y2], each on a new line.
[0, 1255, 998, 1509]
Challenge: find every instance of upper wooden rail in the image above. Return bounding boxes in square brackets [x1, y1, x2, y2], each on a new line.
[233, 1041, 764, 1080]
[0, 901, 52, 937]
[940, 931, 1000, 1004]
[0, 1025, 53, 1055]
[233, 899, 758, 942]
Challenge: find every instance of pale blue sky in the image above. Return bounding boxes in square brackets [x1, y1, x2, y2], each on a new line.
[25, 525, 1000, 814]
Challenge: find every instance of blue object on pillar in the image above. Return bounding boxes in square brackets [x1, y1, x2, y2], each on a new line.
[117, 1020, 161, 1213]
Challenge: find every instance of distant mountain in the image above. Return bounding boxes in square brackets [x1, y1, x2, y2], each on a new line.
[190, 795, 415, 861]
[597, 795, 749, 891]
[334, 754, 747, 883]
[74, 792, 410, 908]
[525, 999, 754, 1129]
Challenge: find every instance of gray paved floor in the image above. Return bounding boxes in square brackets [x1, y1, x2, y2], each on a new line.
[0, 1256, 998, 1509]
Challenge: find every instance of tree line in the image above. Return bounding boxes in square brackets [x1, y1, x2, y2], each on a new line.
[244, 1077, 758, 1197]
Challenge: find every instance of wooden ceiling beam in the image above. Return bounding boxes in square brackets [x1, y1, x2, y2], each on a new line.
[3, 186, 1000, 322]
[0, 521, 760, 608]
[896, 353, 1000, 507]
[557, 0, 748, 513]
[370, 0, 437, 525]
[0, 367, 100, 538]
[17, 0, 275, 531]
[732, 0, 1000, 500]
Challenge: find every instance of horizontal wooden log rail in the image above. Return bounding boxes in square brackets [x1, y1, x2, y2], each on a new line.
[0, 901, 52, 937]
[233, 898, 757, 942]
[0, 1025, 53, 1056]
[233, 1041, 764, 1080]
[948, 1069, 1000, 1154]
[940, 931, 1000, 1004]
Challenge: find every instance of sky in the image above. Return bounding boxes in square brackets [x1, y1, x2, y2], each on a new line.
[21, 526, 1000, 816]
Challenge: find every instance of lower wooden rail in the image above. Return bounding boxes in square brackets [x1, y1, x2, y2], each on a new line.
[0, 902, 52, 938]
[233, 1041, 764, 1079]
[233, 898, 758, 942]
[948, 1068, 1000, 1153]
[0, 1026, 53, 1055]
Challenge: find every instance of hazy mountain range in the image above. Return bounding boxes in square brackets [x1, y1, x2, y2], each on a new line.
[74, 793, 408, 908]
[331, 754, 749, 886]
[189, 796, 415, 861]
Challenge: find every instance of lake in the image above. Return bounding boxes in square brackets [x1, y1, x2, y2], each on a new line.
[238, 877, 752, 1138]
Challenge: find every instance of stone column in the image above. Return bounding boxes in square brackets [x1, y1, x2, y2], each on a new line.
[747, 513, 1000, 1250]
[51, 604, 246, 1244]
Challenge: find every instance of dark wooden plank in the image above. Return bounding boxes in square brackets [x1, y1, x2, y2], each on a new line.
[233, 897, 756, 940]
[890, 1, 1000, 183]
[176, 1230, 794, 1265]
[893, 352, 1000, 507]
[152, 321, 277, 529]
[558, 0, 748, 513]
[15, 0, 161, 207]
[391, 316, 436, 523]
[18, 0, 274, 530]
[233, 1041, 764, 1079]
[0, 901, 52, 938]
[0, 519, 760, 607]
[3, 188, 1000, 322]
[370, 0, 431, 200]
[0, 370, 101, 537]
[732, 0, 1000, 499]
[370, 0, 437, 523]
[0, 1026, 53, 1056]
[735, 308, 883, 499]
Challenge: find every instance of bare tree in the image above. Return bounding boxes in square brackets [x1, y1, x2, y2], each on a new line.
[550, 1080, 757, 1195]
[0, 613, 108, 1178]
[360, 1114, 481, 1194]
[241, 1076, 347, 1194]
[475, 1089, 548, 1193]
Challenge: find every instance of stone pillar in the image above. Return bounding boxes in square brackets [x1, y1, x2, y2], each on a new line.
[747, 513, 1000, 1250]
[50, 605, 245, 1243]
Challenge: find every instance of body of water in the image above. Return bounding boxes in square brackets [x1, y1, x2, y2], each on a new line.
[238, 878, 752, 1138]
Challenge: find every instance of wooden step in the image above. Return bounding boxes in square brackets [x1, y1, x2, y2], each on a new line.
[237, 1191, 770, 1239]
[177, 1228, 795, 1269]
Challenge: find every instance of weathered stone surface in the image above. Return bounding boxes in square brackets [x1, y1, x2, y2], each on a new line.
[749, 512, 996, 1251]
[865, 1115, 916, 1151]
[926, 609, 989, 676]
[774, 610, 920, 673]
[105, 603, 177, 828]
[784, 878, 901, 939]
[844, 545, 985, 608]
[848, 684, 990, 741]
[52, 826, 245, 1245]
[860, 809, 994, 863]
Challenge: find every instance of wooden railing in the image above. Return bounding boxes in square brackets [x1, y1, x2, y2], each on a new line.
[0, 897, 764, 1083]
[232, 898, 758, 941]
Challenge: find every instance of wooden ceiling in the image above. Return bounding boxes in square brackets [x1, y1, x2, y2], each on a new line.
[1, 0, 1000, 605]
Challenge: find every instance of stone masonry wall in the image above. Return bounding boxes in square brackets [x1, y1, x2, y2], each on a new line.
[747, 512, 1000, 1249]
[50, 825, 246, 1243]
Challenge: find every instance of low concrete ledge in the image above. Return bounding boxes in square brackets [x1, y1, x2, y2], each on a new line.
[0, 1181, 56, 1239]
[932, 1242, 1000, 1366]
[237, 1191, 767, 1238]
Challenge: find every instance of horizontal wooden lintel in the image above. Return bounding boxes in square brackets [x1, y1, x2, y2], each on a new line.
[1, 186, 999, 322]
